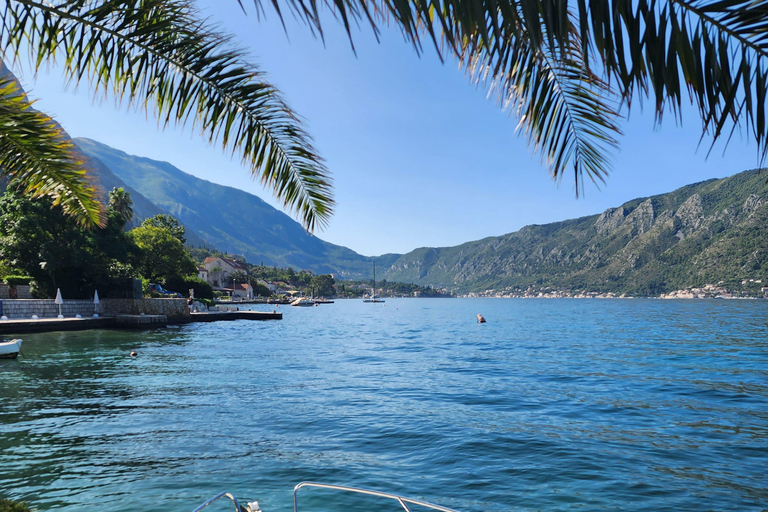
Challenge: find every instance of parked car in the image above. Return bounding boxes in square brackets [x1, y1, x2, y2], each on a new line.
[148, 283, 182, 298]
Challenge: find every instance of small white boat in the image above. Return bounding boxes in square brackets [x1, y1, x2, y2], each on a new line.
[290, 297, 315, 307]
[193, 482, 461, 512]
[0, 339, 22, 359]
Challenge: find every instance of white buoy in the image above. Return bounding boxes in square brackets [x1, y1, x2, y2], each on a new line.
[477, 313, 486, 323]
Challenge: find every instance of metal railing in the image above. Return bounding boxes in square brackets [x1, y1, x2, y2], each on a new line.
[293, 482, 462, 512]
[191, 492, 242, 512]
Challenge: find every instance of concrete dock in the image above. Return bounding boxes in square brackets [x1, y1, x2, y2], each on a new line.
[189, 310, 282, 322]
[0, 310, 281, 334]
[0, 316, 116, 334]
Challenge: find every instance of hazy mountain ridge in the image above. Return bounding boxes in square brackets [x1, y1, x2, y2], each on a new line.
[75, 138, 398, 277]
[381, 170, 768, 295]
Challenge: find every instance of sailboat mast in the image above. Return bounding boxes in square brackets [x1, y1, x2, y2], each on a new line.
[373, 261, 376, 298]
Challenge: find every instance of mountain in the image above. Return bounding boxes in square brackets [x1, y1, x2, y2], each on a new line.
[75, 138, 399, 277]
[381, 169, 768, 296]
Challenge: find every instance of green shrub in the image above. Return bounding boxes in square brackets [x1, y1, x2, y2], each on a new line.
[4, 275, 32, 286]
[197, 298, 215, 308]
[0, 498, 33, 512]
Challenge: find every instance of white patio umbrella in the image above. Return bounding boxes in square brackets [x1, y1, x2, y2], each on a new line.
[93, 290, 100, 317]
[55, 288, 64, 318]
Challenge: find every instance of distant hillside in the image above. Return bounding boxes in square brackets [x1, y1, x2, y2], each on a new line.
[381, 169, 768, 295]
[75, 138, 399, 277]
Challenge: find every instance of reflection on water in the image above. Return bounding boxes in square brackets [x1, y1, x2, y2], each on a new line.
[1, 299, 767, 512]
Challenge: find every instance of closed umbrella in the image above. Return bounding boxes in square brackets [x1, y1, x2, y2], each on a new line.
[55, 288, 64, 318]
[93, 290, 100, 317]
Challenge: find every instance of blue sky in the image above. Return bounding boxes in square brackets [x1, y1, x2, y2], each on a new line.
[12, 1, 764, 257]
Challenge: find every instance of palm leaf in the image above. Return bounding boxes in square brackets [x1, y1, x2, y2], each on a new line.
[452, 7, 621, 192]
[0, 77, 104, 227]
[576, 0, 768, 161]
[250, 0, 768, 182]
[249, 0, 621, 190]
[1, 0, 333, 232]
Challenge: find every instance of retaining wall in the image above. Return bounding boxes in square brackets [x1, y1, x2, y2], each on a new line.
[0, 299, 96, 318]
[0, 285, 33, 299]
[0, 298, 189, 322]
[101, 298, 189, 322]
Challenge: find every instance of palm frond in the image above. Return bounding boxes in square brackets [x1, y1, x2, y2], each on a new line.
[576, 0, 768, 161]
[250, 0, 620, 190]
[1, 0, 334, 232]
[252, 0, 768, 181]
[454, 8, 621, 192]
[0, 77, 104, 227]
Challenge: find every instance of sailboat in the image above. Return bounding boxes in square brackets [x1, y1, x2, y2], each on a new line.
[363, 261, 385, 303]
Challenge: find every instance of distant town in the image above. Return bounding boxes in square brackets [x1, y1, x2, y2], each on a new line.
[462, 280, 768, 299]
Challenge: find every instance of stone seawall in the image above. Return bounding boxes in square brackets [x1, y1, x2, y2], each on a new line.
[0, 298, 189, 322]
[101, 298, 189, 322]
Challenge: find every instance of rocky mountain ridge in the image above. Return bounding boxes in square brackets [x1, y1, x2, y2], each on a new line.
[380, 169, 768, 296]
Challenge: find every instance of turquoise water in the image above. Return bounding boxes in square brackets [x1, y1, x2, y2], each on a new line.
[1, 299, 767, 512]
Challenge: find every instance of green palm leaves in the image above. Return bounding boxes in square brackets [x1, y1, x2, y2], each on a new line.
[2, 0, 765, 232]
[252, 0, 768, 190]
[1, 0, 333, 231]
[0, 77, 103, 227]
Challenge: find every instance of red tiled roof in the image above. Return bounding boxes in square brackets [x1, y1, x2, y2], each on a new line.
[203, 256, 248, 271]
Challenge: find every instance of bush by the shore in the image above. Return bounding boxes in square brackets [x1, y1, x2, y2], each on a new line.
[0, 498, 32, 512]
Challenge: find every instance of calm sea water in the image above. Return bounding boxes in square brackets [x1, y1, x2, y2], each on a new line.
[1, 299, 767, 512]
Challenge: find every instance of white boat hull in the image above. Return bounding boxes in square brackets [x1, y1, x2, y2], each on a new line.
[0, 339, 22, 359]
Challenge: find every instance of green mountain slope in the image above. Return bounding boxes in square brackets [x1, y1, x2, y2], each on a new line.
[381, 169, 768, 295]
[75, 138, 398, 277]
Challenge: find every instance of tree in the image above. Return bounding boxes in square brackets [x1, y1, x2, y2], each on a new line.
[0, 188, 139, 298]
[230, 270, 248, 286]
[108, 187, 134, 227]
[0, 1, 333, 231]
[130, 225, 196, 282]
[311, 274, 336, 297]
[142, 214, 187, 245]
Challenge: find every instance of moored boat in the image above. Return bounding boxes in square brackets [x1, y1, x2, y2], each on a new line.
[363, 261, 385, 303]
[0, 339, 22, 359]
[290, 297, 315, 307]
